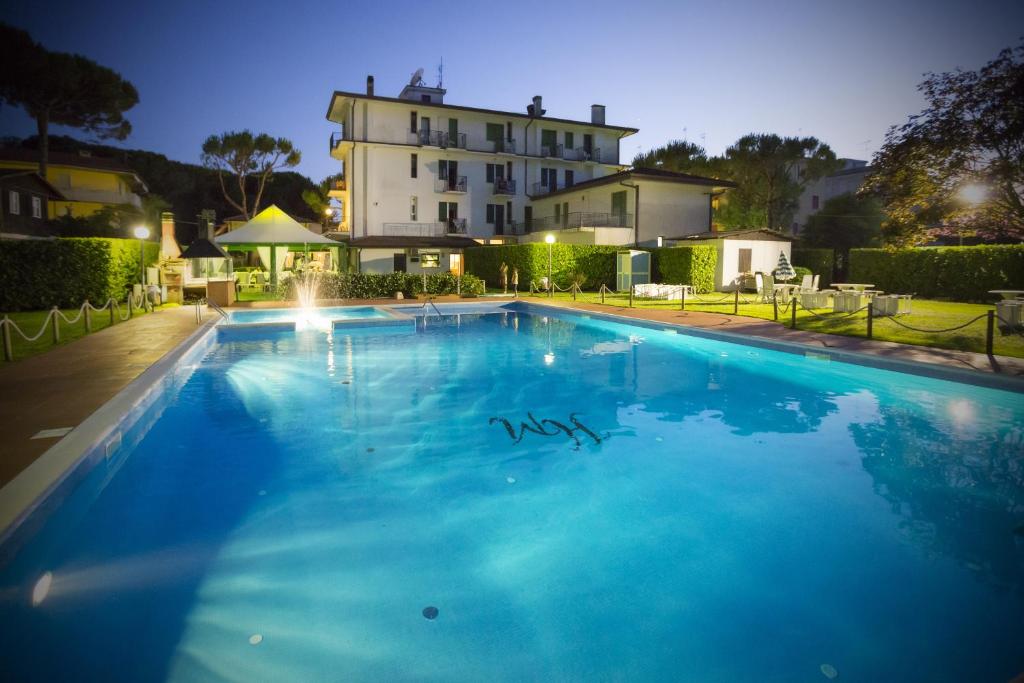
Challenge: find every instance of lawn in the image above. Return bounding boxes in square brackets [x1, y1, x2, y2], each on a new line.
[1, 303, 178, 362]
[530, 290, 1024, 359]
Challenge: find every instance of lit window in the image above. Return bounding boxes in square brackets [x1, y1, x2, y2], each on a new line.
[8, 190, 19, 215]
[31, 196, 42, 219]
[410, 196, 418, 221]
[420, 252, 440, 268]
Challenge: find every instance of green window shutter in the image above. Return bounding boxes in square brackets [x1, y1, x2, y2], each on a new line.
[438, 202, 447, 222]
[611, 191, 627, 216]
[448, 118, 458, 139]
[486, 123, 502, 142]
[486, 164, 494, 183]
[565, 132, 574, 150]
[541, 129, 556, 148]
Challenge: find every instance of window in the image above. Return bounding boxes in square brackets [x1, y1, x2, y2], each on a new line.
[541, 129, 557, 154]
[438, 201, 458, 221]
[541, 167, 557, 190]
[420, 252, 440, 268]
[486, 204, 495, 223]
[565, 170, 575, 187]
[486, 123, 503, 143]
[562, 202, 569, 226]
[611, 190, 627, 217]
[506, 122, 513, 141]
[583, 134, 593, 153]
[486, 163, 504, 183]
[738, 248, 753, 273]
[31, 196, 42, 219]
[554, 203, 561, 223]
[421, 94, 430, 102]
[411, 153, 418, 178]
[811, 195, 820, 210]
[8, 190, 19, 215]
[410, 196, 418, 221]
[448, 118, 458, 142]
[564, 131, 574, 150]
[410, 111, 418, 133]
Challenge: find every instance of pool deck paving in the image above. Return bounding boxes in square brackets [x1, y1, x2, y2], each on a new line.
[0, 306, 210, 487]
[1, 295, 1021, 489]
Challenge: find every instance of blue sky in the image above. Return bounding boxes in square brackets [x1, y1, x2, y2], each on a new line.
[2, 0, 1021, 182]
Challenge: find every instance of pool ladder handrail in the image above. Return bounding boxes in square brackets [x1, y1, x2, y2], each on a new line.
[421, 297, 442, 317]
[205, 298, 229, 319]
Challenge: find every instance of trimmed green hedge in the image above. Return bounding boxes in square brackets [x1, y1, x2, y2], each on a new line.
[464, 244, 620, 289]
[277, 272, 485, 300]
[791, 248, 834, 287]
[0, 238, 159, 312]
[651, 246, 717, 293]
[848, 245, 1024, 301]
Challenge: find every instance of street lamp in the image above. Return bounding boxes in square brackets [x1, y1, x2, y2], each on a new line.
[545, 233, 555, 298]
[956, 183, 988, 245]
[133, 225, 150, 285]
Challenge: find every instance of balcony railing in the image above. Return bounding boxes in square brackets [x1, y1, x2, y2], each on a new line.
[329, 128, 350, 152]
[382, 220, 467, 237]
[435, 175, 468, 193]
[525, 212, 633, 233]
[411, 130, 468, 149]
[492, 179, 516, 195]
[541, 143, 564, 158]
[327, 178, 346, 195]
[487, 138, 516, 154]
[530, 180, 571, 196]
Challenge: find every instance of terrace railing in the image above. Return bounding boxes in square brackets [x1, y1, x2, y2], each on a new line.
[492, 179, 517, 195]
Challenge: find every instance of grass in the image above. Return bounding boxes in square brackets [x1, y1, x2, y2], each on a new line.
[236, 290, 282, 302]
[1, 303, 178, 363]
[529, 290, 1024, 359]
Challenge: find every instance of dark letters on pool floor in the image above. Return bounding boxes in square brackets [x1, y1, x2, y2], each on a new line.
[489, 413, 604, 451]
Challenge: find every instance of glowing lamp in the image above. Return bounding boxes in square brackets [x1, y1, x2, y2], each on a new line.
[133, 226, 150, 240]
[957, 183, 988, 205]
[544, 234, 556, 244]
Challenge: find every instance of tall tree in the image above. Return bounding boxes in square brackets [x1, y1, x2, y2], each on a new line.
[719, 134, 839, 231]
[301, 173, 343, 223]
[864, 41, 1024, 245]
[0, 23, 138, 177]
[632, 140, 710, 174]
[802, 193, 884, 251]
[201, 131, 301, 220]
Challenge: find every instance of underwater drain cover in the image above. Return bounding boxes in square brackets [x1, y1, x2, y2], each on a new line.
[422, 606, 439, 620]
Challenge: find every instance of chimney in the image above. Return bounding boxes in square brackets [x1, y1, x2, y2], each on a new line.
[531, 95, 545, 117]
[591, 104, 605, 125]
[159, 212, 181, 259]
[366, 75, 375, 96]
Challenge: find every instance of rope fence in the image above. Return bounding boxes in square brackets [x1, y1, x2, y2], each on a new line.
[2, 293, 158, 362]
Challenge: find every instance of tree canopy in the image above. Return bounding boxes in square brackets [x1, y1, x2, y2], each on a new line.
[201, 131, 301, 221]
[864, 40, 1024, 245]
[632, 140, 711, 175]
[0, 23, 138, 176]
[801, 193, 884, 252]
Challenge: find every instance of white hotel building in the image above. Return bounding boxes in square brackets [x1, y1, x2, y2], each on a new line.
[326, 75, 735, 274]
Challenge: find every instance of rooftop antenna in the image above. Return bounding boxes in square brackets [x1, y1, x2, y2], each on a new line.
[409, 67, 425, 87]
[437, 57, 443, 88]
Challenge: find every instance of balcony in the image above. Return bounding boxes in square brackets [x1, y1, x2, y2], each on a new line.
[541, 143, 564, 158]
[326, 178, 347, 198]
[435, 175, 468, 193]
[487, 138, 516, 154]
[411, 130, 468, 149]
[530, 180, 574, 196]
[329, 128, 352, 158]
[492, 179, 516, 196]
[525, 212, 633, 233]
[381, 220, 467, 237]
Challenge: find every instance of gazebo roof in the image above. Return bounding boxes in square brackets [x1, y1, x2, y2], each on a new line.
[180, 238, 229, 259]
[216, 205, 338, 246]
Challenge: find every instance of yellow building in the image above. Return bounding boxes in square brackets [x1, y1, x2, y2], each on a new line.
[0, 148, 147, 220]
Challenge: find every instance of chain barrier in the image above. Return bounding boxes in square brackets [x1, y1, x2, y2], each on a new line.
[876, 312, 990, 334]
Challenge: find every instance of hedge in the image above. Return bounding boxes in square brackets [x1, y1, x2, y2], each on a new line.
[464, 244, 620, 289]
[650, 246, 717, 293]
[791, 248, 834, 287]
[277, 271, 485, 300]
[0, 237, 160, 312]
[848, 245, 1024, 302]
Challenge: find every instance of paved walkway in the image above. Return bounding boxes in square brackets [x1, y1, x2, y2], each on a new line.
[0, 306, 209, 486]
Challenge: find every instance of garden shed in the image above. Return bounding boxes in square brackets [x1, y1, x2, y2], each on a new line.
[669, 229, 791, 291]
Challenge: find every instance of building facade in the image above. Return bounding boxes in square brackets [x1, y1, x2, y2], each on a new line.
[0, 170, 65, 239]
[790, 158, 873, 235]
[0, 148, 147, 221]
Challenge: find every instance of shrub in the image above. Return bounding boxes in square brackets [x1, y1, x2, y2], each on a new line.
[848, 245, 1024, 301]
[0, 237, 159, 312]
[650, 245, 717, 293]
[791, 248, 834, 287]
[464, 244, 620, 290]
[276, 271, 486, 300]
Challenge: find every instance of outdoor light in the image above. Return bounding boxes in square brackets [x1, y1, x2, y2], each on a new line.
[133, 226, 150, 240]
[133, 226, 150, 286]
[544, 234, 555, 244]
[958, 183, 988, 205]
[324, 207, 333, 216]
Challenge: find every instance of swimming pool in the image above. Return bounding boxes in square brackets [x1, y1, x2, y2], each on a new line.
[225, 306, 388, 325]
[1, 303, 1022, 681]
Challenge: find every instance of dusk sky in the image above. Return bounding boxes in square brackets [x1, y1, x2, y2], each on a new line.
[2, 0, 1021, 182]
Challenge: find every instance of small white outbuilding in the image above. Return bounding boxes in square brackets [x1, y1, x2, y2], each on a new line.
[668, 228, 792, 292]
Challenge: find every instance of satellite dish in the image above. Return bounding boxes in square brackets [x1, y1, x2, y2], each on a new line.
[410, 68, 425, 86]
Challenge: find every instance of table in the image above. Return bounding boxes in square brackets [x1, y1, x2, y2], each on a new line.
[833, 283, 875, 292]
[989, 290, 1024, 300]
[772, 283, 800, 303]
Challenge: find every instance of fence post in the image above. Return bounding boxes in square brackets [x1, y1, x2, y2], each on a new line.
[127, 294, 134, 319]
[772, 293, 778, 321]
[680, 287, 686, 311]
[109, 299, 115, 326]
[629, 284, 634, 308]
[51, 307, 60, 344]
[866, 302, 873, 339]
[734, 288, 739, 315]
[986, 310, 995, 356]
[572, 283, 577, 301]
[601, 285, 605, 305]
[84, 302, 91, 333]
[457, 275, 461, 297]
[791, 299, 797, 329]
[1, 318, 12, 362]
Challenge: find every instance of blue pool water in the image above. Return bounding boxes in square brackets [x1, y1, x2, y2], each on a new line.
[225, 306, 387, 324]
[1, 305, 1022, 682]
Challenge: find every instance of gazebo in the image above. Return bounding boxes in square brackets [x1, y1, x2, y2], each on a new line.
[216, 205, 343, 287]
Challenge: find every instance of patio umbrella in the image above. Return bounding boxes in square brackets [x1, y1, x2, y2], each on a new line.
[773, 251, 796, 281]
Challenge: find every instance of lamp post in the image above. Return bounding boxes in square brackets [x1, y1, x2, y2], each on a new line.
[323, 206, 333, 231]
[545, 233, 555, 298]
[133, 225, 150, 285]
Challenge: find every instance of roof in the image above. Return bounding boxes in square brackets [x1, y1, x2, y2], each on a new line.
[670, 228, 791, 242]
[0, 170, 66, 199]
[326, 90, 639, 135]
[180, 238, 229, 259]
[531, 167, 737, 200]
[345, 235, 482, 249]
[0, 148, 142, 176]
[216, 205, 340, 245]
